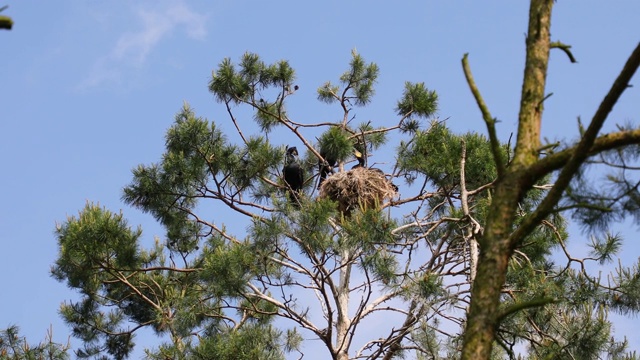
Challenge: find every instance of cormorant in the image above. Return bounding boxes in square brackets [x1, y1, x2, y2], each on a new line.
[352, 148, 399, 191]
[352, 149, 366, 169]
[318, 149, 337, 189]
[283, 146, 304, 203]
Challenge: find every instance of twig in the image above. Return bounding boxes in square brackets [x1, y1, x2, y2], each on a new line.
[550, 41, 577, 63]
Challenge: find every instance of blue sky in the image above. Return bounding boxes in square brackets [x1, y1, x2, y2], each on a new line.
[1, 1, 639, 357]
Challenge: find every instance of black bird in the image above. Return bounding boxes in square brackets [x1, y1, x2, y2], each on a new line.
[318, 149, 337, 189]
[351, 148, 366, 169]
[352, 148, 399, 191]
[283, 146, 304, 203]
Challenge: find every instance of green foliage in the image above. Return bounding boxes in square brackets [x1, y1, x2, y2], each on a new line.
[340, 49, 379, 106]
[0, 16, 11, 30]
[51, 204, 147, 359]
[201, 239, 257, 295]
[291, 197, 337, 253]
[234, 136, 281, 190]
[522, 304, 615, 360]
[123, 103, 284, 252]
[564, 141, 640, 235]
[192, 324, 285, 360]
[412, 321, 446, 360]
[50, 202, 283, 359]
[317, 126, 354, 164]
[0, 325, 70, 360]
[209, 53, 296, 132]
[209, 53, 296, 103]
[341, 208, 396, 249]
[317, 49, 378, 106]
[353, 121, 388, 153]
[316, 81, 340, 104]
[396, 81, 439, 118]
[284, 328, 302, 353]
[253, 101, 282, 133]
[209, 58, 250, 103]
[50, 50, 640, 360]
[52, 203, 142, 290]
[237, 298, 278, 325]
[399, 121, 507, 190]
[123, 106, 213, 216]
[339, 208, 399, 285]
[589, 232, 623, 265]
[610, 259, 640, 315]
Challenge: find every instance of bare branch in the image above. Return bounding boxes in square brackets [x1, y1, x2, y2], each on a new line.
[550, 41, 577, 63]
[460, 140, 480, 283]
[462, 53, 505, 177]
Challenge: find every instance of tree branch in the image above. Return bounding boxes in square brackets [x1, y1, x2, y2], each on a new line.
[460, 140, 480, 283]
[461, 2, 555, 358]
[462, 53, 505, 177]
[529, 128, 640, 180]
[550, 41, 577, 63]
[497, 297, 556, 322]
[510, 41, 640, 245]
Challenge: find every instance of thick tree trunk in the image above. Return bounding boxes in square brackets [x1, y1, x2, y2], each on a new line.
[460, 174, 524, 359]
[460, 1, 554, 358]
[512, 0, 553, 169]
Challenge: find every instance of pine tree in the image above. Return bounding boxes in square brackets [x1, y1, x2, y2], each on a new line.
[50, 2, 640, 359]
[0, 325, 70, 359]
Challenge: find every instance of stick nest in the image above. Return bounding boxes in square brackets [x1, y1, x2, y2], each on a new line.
[319, 167, 397, 216]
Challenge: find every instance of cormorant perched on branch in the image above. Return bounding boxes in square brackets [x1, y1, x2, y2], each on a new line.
[283, 146, 304, 204]
[318, 150, 337, 189]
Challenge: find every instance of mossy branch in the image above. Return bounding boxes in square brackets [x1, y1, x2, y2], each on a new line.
[497, 297, 556, 322]
[511, 41, 640, 245]
[462, 53, 505, 177]
[530, 128, 640, 179]
[550, 41, 577, 63]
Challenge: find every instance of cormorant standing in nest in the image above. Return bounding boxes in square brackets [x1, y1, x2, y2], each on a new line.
[283, 146, 304, 204]
[352, 148, 399, 191]
[318, 149, 337, 189]
[352, 149, 366, 169]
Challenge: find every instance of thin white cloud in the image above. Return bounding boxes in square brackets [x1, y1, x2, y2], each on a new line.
[78, 2, 208, 90]
[113, 3, 207, 65]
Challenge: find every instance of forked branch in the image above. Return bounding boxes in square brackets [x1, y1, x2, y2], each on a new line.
[511, 41, 640, 245]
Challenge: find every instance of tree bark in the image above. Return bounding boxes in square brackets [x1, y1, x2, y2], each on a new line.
[335, 249, 352, 360]
[460, 1, 554, 358]
[460, 174, 527, 359]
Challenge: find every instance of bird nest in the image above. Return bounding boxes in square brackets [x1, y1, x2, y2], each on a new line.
[318, 167, 398, 216]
